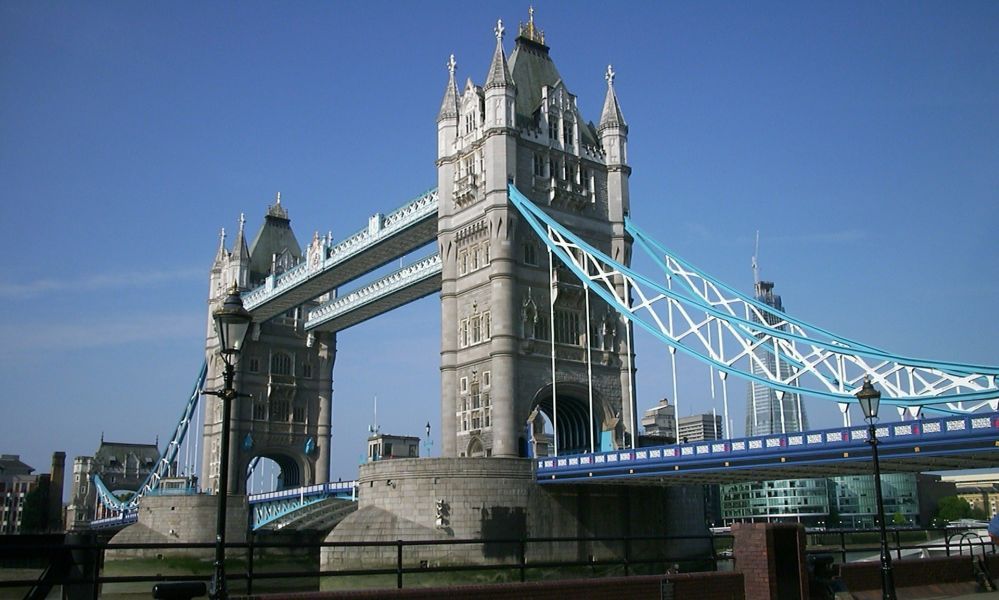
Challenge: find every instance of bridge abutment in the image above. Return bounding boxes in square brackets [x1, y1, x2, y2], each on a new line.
[321, 458, 708, 580]
[106, 494, 248, 559]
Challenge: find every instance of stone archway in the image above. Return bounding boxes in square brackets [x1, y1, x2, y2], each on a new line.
[466, 437, 485, 458]
[242, 449, 310, 493]
[528, 383, 608, 456]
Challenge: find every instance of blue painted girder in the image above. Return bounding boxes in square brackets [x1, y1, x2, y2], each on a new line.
[537, 413, 999, 484]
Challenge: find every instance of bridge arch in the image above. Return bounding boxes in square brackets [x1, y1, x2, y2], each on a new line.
[528, 382, 609, 456]
[242, 448, 311, 493]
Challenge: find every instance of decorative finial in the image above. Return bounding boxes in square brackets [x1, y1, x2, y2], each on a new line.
[447, 54, 457, 77]
[218, 227, 226, 251]
[605, 64, 616, 87]
[275, 192, 281, 204]
[529, 6, 534, 23]
[495, 19, 505, 41]
[238, 213, 245, 237]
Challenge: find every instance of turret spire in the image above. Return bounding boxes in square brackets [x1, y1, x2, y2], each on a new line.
[437, 54, 460, 122]
[598, 64, 627, 132]
[485, 19, 514, 89]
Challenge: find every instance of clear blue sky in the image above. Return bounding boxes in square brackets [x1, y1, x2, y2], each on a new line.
[1, 2, 996, 496]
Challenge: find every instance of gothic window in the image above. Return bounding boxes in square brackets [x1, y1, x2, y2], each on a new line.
[563, 118, 574, 147]
[271, 352, 292, 376]
[534, 315, 550, 340]
[554, 309, 581, 345]
[471, 315, 481, 343]
[271, 399, 289, 421]
[485, 409, 491, 427]
[533, 153, 546, 177]
[568, 163, 578, 184]
[302, 363, 313, 378]
[523, 242, 537, 266]
[483, 312, 491, 340]
[460, 377, 468, 394]
[472, 414, 481, 429]
[249, 357, 260, 373]
[459, 319, 469, 347]
[483, 371, 491, 388]
[293, 405, 306, 423]
[253, 403, 267, 420]
[483, 242, 490, 263]
[458, 251, 468, 275]
[548, 115, 558, 140]
[471, 246, 480, 270]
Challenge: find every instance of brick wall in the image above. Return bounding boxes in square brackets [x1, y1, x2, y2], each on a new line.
[731, 522, 807, 600]
[837, 555, 975, 592]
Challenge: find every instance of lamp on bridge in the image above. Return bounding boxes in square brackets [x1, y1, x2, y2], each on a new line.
[207, 285, 252, 599]
[856, 377, 897, 600]
[423, 421, 434, 457]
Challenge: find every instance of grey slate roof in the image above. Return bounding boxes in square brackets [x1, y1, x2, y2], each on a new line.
[508, 35, 598, 146]
[599, 83, 627, 131]
[0, 455, 35, 476]
[484, 37, 514, 89]
[248, 201, 303, 284]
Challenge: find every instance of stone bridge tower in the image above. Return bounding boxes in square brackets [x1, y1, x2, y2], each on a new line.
[437, 14, 635, 459]
[202, 197, 335, 494]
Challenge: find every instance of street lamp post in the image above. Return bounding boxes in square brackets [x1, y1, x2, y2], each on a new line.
[856, 377, 897, 600]
[423, 421, 434, 457]
[205, 286, 252, 600]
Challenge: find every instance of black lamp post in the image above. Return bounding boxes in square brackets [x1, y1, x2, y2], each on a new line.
[856, 377, 897, 600]
[206, 285, 252, 599]
[424, 421, 433, 457]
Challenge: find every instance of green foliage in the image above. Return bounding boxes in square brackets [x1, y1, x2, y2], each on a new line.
[892, 511, 906, 525]
[19, 485, 50, 533]
[936, 495, 976, 522]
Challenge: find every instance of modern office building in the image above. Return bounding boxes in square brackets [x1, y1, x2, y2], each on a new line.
[722, 279, 827, 526]
[641, 398, 677, 444]
[0, 452, 65, 534]
[745, 281, 807, 436]
[678, 413, 723, 443]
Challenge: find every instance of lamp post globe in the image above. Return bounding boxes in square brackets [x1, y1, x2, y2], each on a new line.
[209, 285, 252, 599]
[855, 377, 896, 600]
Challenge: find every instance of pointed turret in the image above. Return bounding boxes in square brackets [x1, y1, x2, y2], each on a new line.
[484, 20, 514, 89]
[228, 212, 251, 288]
[437, 54, 459, 123]
[598, 65, 627, 133]
[213, 227, 227, 265]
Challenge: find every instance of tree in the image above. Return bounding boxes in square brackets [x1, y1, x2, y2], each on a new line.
[892, 511, 906, 526]
[936, 495, 975, 522]
[19, 485, 50, 533]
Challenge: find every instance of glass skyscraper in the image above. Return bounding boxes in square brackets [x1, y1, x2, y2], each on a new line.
[745, 281, 807, 436]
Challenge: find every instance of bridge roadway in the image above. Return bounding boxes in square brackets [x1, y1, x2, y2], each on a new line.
[242, 188, 438, 322]
[537, 412, 999, 485]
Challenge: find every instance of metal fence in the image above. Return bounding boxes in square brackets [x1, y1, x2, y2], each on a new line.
[0, 531, 725, 598]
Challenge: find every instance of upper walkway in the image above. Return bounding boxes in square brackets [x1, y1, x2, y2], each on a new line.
[242, 188, 438, 322]
[537, 412, 999, 485]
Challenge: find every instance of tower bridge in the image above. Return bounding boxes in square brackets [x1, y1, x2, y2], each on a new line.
[88, 11, 998, 550]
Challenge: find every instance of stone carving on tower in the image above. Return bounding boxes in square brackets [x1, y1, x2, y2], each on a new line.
[203, 194, 336, 494]
[437, 10, 635, 459]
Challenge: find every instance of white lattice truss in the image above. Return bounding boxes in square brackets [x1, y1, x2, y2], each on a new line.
[508, 184, 999, 415]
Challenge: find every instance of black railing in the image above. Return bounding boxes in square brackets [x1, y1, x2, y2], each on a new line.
[2, 526, 991, 597]
[804, 526, 995, 564]
[0, 531, 727, 597]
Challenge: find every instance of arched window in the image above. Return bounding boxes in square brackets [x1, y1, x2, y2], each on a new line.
[270, 352, 292, 376]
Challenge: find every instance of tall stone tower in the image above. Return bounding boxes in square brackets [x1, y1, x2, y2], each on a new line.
[436, 13, 635, 459]
[202, 197, 336, 494]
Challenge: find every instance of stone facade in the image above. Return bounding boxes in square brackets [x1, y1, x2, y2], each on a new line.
[107, 494, 248, 559]
[437, 15, 635, 460]
[322, 458, 708, 574]
[203, 201, 335, 494]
